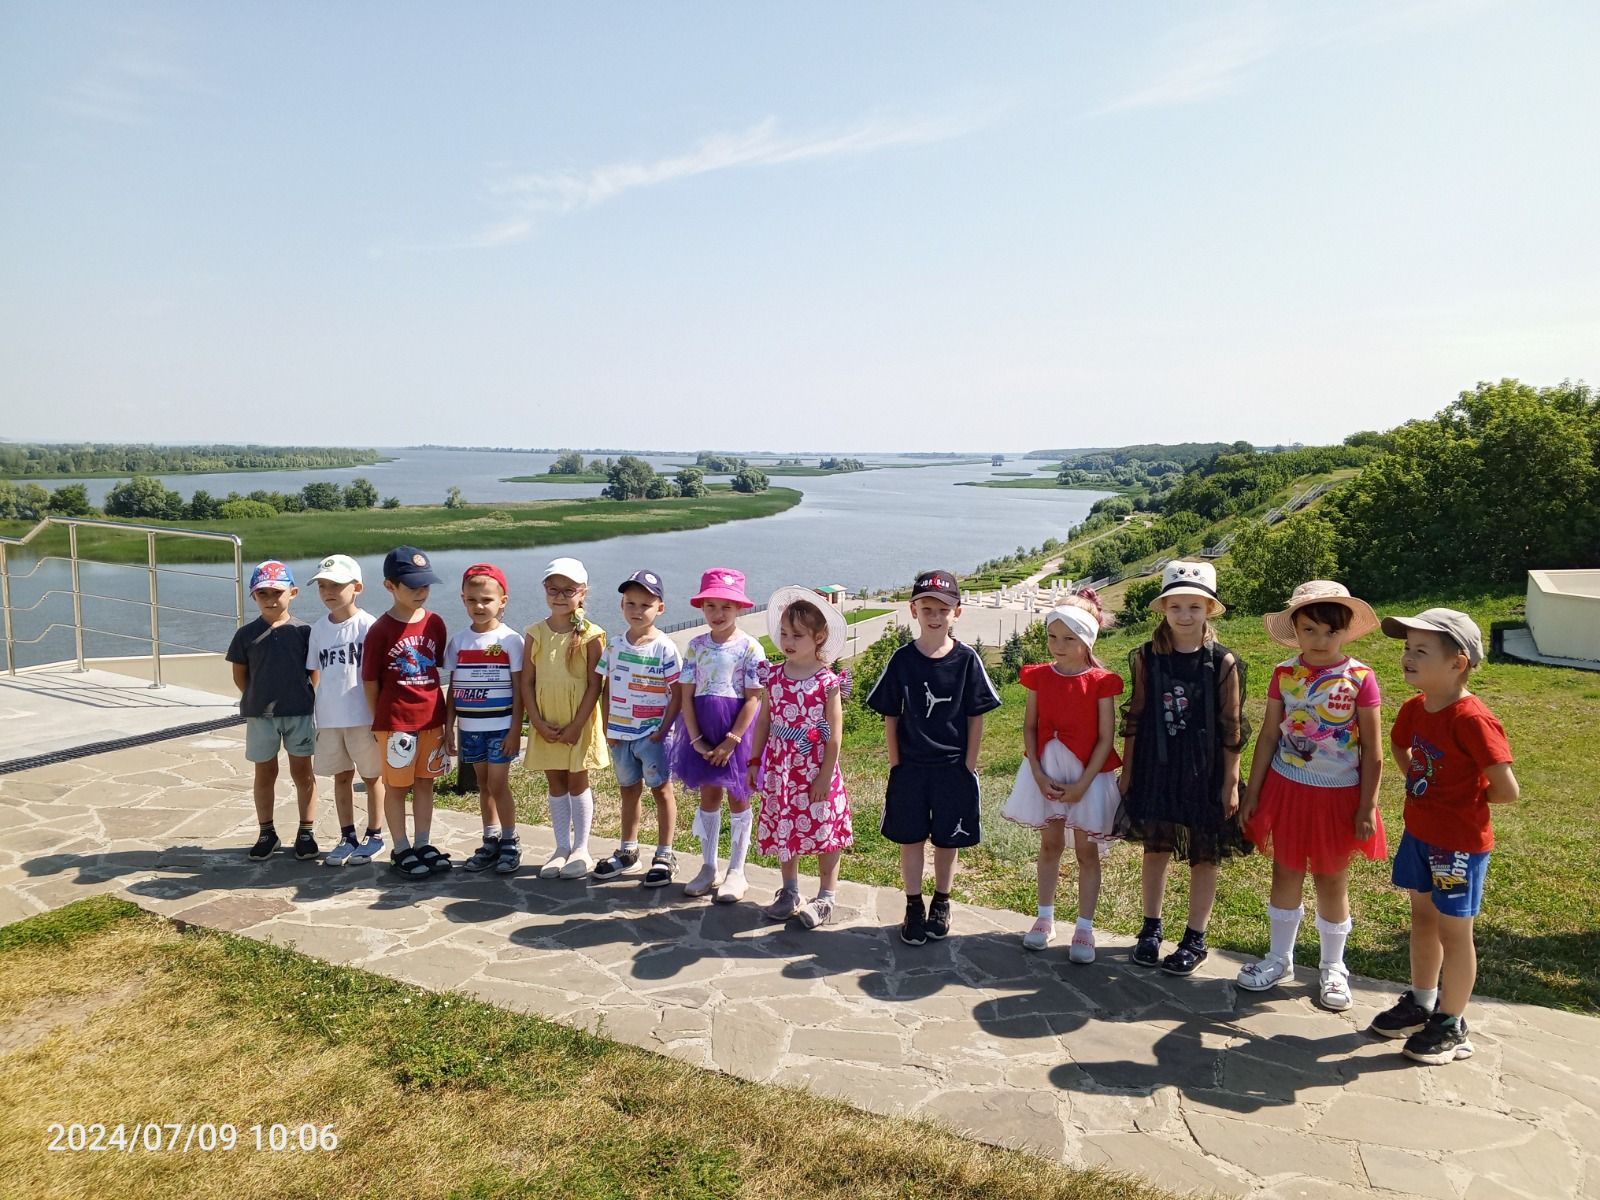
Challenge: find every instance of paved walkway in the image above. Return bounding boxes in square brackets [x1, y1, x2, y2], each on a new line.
[3, 731, 1597, 1200]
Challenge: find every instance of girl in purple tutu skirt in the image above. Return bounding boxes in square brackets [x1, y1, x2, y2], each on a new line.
[669, 567, 766, 904]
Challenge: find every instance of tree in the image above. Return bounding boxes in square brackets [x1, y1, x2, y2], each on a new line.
[644, 475, 676, 499]
[105, 475, 184, 520]
[219, 499, 278, 520]
[47, 484, 93, 516]
[381, 496, 401, 509]
[15, 483, 51, 520]
[186, 490, 224, 521]
[730, 467, 769, 494]
[549, 451, 585, 475]
[602, 455, 658, 501]
[1085, 542, 1123, 581]
[444, 485, 465, 509]
[342, 477, 379, 508]
[675, 467, 708, 498]
[1219, 512, 1340, 614]
[301, 481, 343, 511]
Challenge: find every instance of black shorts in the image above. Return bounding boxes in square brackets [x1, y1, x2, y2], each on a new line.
[880, 762, 981, 849]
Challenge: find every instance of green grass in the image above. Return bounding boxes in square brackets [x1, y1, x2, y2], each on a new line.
[0, 488, 802, 565]
[846, 607, 890, 624]
[958, 477, 1138, 492]
[500, 472, 612, 484]
[0, 900, 1174, 1200]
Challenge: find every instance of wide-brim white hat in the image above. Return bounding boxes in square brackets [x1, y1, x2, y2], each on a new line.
[1150, 559, 1225, 616]
[766, 586, 847, 664]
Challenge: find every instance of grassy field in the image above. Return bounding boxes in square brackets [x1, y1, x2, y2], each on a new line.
[0, 488, 802, 565]
[501, 472, 612, 483]
[459, 585, 1598, 1014]
[0, 897, 1170, 1200]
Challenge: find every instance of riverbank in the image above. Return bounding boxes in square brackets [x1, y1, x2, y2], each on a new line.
[0, 487, 802, 565]
[960, 477, 1139, 492]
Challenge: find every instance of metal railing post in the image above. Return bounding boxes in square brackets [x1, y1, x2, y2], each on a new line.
[147, 531, 163, 689]
[233, 540, 244, 627]
[68, 524, 86, 671]
[0, 542, 13, 676]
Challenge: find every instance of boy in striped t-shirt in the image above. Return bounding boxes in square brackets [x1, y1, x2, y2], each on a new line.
[592, 570, 683, 887]
[445, 563, 526, 874]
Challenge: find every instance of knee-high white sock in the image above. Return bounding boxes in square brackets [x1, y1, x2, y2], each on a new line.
[695, 807, 721, 867]
[571, 788, 594, 856]
[1316, 913, 1352, 969]
[1269, 904, 1303, 964]
[726, 808, 754, 873]
[548, 793, 572, 855]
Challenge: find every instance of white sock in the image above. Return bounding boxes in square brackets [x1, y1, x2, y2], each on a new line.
[414, 828, 430, 848]
[548, 793, 572, 855]
[1413, 986, 1439, 1009]
[818, 888, 836, 903]
[695, 807, 722, 868]
[501, 824, 516, 842]
[393, 833, 411, 852]
[1317, 913, 1352, 969]
[571, 788, 594, 856]
[1037, 904, 1055, 921]
[484, 824, 501, 841]
[1269, 904, 1303, 964]
[1075, 916, 1093, 934]
[726, 808, 753, 873]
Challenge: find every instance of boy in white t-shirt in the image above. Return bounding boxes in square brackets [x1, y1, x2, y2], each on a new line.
[445, 563, 526, 874]
[305, 554, 386, 865]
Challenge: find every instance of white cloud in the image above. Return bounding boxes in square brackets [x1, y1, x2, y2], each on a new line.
[1092, 21, 1283, 116]
[51, 45, 205, 126]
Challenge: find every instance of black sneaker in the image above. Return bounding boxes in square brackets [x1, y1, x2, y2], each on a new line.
[900, 899, 928, 946]
[592, 846, 642, 881]
[1161, 929, 1208, 976]
[1403, 1012, 1474, 1064]
[641, 851, 676, 888]
[1370, 989, 1435, 1039]
[293, 829, 320, 861]
[249, 829, 280, 860]
[1132, 920, 1164, 968]
[925, 897, 952, 940]
[463, 836, 501, 872]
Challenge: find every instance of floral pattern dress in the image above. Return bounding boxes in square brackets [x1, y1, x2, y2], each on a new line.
[755, 664, 853, 860]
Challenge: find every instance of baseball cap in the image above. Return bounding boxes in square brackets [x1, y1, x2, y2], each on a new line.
[309, 554, 361, 586]
[911, 569, 960, 606]
[1381, 608, 1484, 667]
[249, 560, 295, 592]
[462, 562, 509, 594]
[543, 556, 588, 586]
[382, 545, 442, 587]
[619, 569, 665, 599]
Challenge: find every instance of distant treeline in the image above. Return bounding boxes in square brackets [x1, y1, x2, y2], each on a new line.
[0, 443, 384, 477]
[1028, 443, 1241, 468]
[0, 476, 396, 523]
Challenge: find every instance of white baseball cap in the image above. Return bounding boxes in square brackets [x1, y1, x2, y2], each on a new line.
[543, 557, 588, 585]
[310, 554, 362, 585]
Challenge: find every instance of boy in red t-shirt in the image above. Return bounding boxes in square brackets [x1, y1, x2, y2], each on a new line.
[1370, 609, 1518, 1065]
[362, 545, 451, 879]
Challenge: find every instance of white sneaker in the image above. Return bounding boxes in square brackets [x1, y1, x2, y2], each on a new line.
[1022, 917, 1055, 951]
[1319, 963, 1353, 1011]
[713, 868, 748, 904]
[1237, 954, 1293, 991]
[1068, 926, 1097, 965]
[559, 848, 594, 879]
[323, 837, 359, 867]
[347, 834, 384, 866]
[683, 863, 719, 898]
[539, 851, 570, 879]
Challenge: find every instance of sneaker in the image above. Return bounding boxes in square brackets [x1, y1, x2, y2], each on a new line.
[798, 896, 835, 930]
[1370, 989, 1435, 1039]
[762, 888, 805, 922]
[1318, 963, 1353, 1012]
[925, 897, 952, 940]
[1068, 926, 1097, 965]
[592, 846, 642, 881]
[347, 833, 384, 865]
[1237, 954, 1293, 992]
[683, 863, 719, 898]
[1161, 931, 1208, 976]
[641, 851, 676, 888]
[1022, 917, 1055, 951]
[900, 899, 928, 946]
[463, 837, 502, 872]
[538, 851, 570, 880]
[248, 829, 280, 860]
[323, 836, 359, 867]
[1132, 921, 1163, 968]
[494, 838, 522, 875]
[714, 868, 748, 904]
[292, 830, 320, 861]
[1403, 1012, 1474, 1064]
[559, 848, 595, 879]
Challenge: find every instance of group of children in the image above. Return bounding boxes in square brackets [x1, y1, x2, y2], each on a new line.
[228, 551, 1516, 1067]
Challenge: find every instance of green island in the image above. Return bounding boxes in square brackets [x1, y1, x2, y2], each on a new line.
[0, 443, 387, 479]
[959, 475, 1139, 491]
[0, 487, 801, 565]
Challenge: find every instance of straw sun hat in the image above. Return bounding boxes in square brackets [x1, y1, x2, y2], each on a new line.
[766, 586, 847, 664]
[1263, 580, 1379, 648]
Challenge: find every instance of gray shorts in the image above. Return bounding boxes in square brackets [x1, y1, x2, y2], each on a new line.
[245, 714, 316, 762]
[610, 735, 670, 789]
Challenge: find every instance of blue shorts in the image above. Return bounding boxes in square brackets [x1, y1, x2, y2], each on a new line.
[610, 735, 670, 789]
[459, 727, 518, 766]
[1392, 830, 1490, 918]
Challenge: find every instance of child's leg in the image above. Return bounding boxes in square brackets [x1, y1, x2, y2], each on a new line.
[617, 781, 643, 845]
[817, 849, 841, 894]
[411, 779, 435, 845]
[1268, 861, 1307, 963]
[484, 761, 516, 834]
[473, 762, 498, 834]
[1072, 836, 1102, 922]
[384, 785, 410, 848]
[1436, 913, 1477, 1017]
[360, 775, 385, 834]
[931, 845, 958, 894]
[1312, 868, 1353, 968]
[650, 781, 676, 851]
[1185, 861, 1219, 932]
[546, 769, 572, 854]
[1037, 822, 1067, 910]
[252, 757, 280, 826]
[1408, 890, 1444, 997]
[899, 840, 925, 896]
[696, 785, 725, 867]
[287, 753, 317, 822]
[1140, 849, 1170, 919]
[569, 769, 593, 859]
[333, 769, 357, 830]
[780, 854, 800, 891]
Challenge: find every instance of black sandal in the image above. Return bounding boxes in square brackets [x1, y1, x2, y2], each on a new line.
[389, 848, 430, 878]
[1132, 932, 1163, 968]
[1161, 940, 1208, 976]
[415, 844, 453, 874]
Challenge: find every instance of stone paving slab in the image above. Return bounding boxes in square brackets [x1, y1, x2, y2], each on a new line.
[3, 731, 1597, 1200]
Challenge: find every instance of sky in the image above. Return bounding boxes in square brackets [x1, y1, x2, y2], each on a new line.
[2, 2, 1597, 452]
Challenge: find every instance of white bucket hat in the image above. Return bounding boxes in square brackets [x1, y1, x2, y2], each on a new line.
[767, 586, 847, 664]
[1150, 560, 1225, 616]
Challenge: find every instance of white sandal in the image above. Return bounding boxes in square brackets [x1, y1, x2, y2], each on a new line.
[1236, 954, 1293, 991]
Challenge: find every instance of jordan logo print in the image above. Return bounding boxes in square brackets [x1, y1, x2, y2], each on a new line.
[950, 817, 970, 839]
[923, 681, 952, 719]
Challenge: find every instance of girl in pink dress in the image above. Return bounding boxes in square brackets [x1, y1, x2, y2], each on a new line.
[746, 587, 853, 930]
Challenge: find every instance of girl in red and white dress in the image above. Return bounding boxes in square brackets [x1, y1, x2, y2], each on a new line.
[1001, 590, 1123, 962]
[746, 588, 853, 930]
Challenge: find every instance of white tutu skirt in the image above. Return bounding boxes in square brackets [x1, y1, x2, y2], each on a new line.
[1000, 739, 1121, 851]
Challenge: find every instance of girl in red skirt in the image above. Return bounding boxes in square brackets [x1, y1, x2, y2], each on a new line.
[1237, 580, 1386, 1011]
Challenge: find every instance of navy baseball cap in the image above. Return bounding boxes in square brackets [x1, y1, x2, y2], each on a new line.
[383, 545, 442, 587]
[619, 569, 665, 599]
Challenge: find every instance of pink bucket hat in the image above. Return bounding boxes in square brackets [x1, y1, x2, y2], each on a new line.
[690, 567, 753, 608]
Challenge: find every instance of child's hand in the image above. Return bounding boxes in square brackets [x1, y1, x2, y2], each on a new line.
[500, 728, 521, 759]
[648, 727, 666, 744]
[1237, 786, 1260, 825]
[1117, 770, 1132, 798]
[809, 772, 830, 806]
[557, 723, 581, 746]
[746, 759, 760, 790]
[444, 730, 458, 756]
[709, 737, 735, 767]
[1353, 803, 1377, 841]
[1032, 766, 1065, 800]
[1060, 780, 1087, 806]
[1220, 781, 1240, 818]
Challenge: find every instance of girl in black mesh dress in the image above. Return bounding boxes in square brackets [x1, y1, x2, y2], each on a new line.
[1115, 561, 1251, 975]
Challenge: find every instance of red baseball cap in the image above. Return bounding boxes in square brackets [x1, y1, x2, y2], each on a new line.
[462, 563, 509, 594]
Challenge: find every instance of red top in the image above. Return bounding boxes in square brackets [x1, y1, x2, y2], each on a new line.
[1020, 662, 1124, 773]
[1391, 693, 1512, 853]
[361, 611, 448, 732]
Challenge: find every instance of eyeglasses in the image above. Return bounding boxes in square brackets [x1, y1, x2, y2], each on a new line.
[544, 584, 581, 598]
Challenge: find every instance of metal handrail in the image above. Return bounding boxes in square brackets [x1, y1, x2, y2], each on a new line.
[0, 516, 243, 687]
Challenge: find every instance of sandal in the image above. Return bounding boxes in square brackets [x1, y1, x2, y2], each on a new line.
[389, 848, 430, 878]
[415, 845, 453, 875]
[1161, 940, 1208, 976]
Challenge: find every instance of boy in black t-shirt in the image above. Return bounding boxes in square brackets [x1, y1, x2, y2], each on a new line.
[866, 570, 1001, 944]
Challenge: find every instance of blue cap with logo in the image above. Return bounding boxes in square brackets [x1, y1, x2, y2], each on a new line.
[383, 545, 442, 587]
[619, 569, 665, 599]
[249, 560, 295, 593]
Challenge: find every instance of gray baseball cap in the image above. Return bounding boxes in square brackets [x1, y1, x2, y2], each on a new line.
[1380, 608, 1484, 667]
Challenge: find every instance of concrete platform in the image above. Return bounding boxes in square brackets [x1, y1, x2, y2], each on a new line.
[1501, 627, 1600, 672]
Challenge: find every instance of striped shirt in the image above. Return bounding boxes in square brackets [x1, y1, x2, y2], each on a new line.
[445, 624, 524, 733]
[598, 630, 682, 741]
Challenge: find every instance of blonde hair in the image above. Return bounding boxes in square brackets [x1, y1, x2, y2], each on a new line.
[1151, 594, 1217, 654]
[1058, 587, 1114, 667]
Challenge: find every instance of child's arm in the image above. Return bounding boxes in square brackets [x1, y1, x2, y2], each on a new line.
[711, 688, 761, 767]
[558, 638, 605, 744]
[443, 692, 458, 754]
[232, 662, 249, 696]
[883, 715, 900, 768]
[1485, 762, 1519, 804]
[1238, 697, 1284, 825]
[1023, 693, 1065, 800]
[1065, 695, 1117, 804]
[502, 667, 524, 756]
[363, 680, 380, 720]
[1119, 653, 1142, 797]
[1354, 705, 1383, 838]
[1390, 736, 1411, 778]
[744, 687, 771, 790]
[653, 678, 682, 743]
[1217, 653, 1244, 818]
[308, 668, 320, 689]
[811, 683, 843, 805]
[965, 714, 984, 774]
[523, 658, 553, 741]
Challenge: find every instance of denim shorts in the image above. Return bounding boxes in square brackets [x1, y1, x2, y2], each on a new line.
[245, 714, 316, 762]
[1392, 829, 1490, 918]
[459, 727, 519, 766]
[610, 734, 669, 789]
